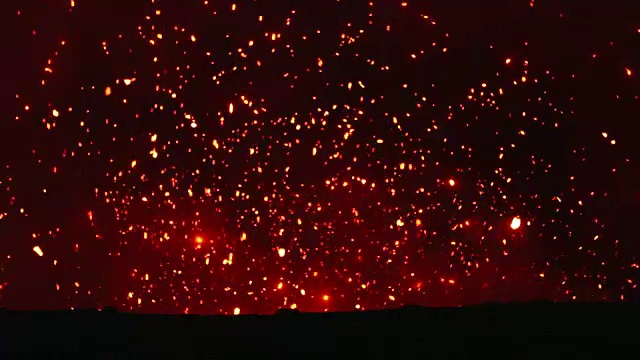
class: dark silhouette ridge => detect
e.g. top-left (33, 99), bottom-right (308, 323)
top-left (1, 302), bottom-right (639, 358)
top-left (275, 308), bottom-right (302, 316)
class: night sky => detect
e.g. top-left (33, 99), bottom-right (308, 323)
top-left (1, 0), bottom-right (639, 314)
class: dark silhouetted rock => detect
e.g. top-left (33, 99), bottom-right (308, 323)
top-left (275, 308), bottom-right (301, 316)
top-left (101, 306), bottom-right (118, 313)
top-left (2, 302), bottom-right (640, 358)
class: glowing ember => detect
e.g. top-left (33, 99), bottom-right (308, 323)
top-left (32, 246), bottom-right (44, 257)
top-left (510, 217), bottom-right (522, 230)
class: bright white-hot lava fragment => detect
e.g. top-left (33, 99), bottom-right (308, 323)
top-left (510, 217), bottom-right (522, 230)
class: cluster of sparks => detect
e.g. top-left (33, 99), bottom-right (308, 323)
top-left (1, 0), bottom-right (639, 314)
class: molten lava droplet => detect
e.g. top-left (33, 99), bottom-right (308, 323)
top-left (33, 246), bottom-right (44, 257)
top-left (510, 216), bottom-right (522, 230)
